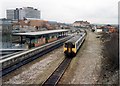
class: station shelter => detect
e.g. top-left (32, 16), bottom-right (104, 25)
top-left (12, 29), bottom-right (68, 48)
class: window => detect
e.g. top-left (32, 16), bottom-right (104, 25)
top-left (65, 43), bottom-right (68, 47)
top-left (72, 44), bottom-right (75, 48)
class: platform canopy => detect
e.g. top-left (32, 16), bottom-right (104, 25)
top-left (12, 29), bottom-right (68, 36)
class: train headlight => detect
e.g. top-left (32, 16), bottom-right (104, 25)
top-left (68, 48), bottom-right (71, 53)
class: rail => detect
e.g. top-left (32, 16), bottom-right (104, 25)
top-left (0, 36), bottom-right (73, 77)
top-left (42, 58), bottom-right (72, 86)
top-left (0, 36), bottom-right (72, 64)
top-left (1, 50), bottom-right (26, 59)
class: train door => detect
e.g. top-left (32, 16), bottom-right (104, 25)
top-left (67, 42), bottom-right (72, 53)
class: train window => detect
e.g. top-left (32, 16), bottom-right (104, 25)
top-left (76, 43), bottom-right (78, 48)
top-left (72, 44), bottom-right (75, 48)
top-left (65, 43), bottom-right (68, 47)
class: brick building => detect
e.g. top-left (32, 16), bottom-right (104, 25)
top-left (73, 21), bottom-right (90, 27)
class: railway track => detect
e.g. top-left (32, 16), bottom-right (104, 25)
top-left (42, 58), bottom-right (72, 86)
top-left (1, 43), bottom-right (63, 77)
top-left (1, 36), bottom-right (73, 77)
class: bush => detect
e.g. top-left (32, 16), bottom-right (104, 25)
top-left (101, 32), bottom-right (119, 70)
top-left (98, 32), bottom-right (119, 84)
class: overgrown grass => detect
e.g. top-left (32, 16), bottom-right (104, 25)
top-left (101, 32), bottom-right (118, 70)
top-left (98, 32), bottom-right (119, 84)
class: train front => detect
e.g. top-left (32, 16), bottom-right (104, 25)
top-left (63, 42), bottom-right (76, 57)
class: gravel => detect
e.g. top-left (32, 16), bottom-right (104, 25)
top-left (59, 30), bottom-right (103, 84)
top-left (2, 47), bottom-right (64, 84)
top-left (71, 31), bottom-right (102, 84)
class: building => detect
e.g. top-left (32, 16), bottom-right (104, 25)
top-left (6, 10), bottom-right (15, 20)
top-left (95, 27), bottom-right (103, 33)
top-left (95, 25), bottom-right (117, 33)
top-left (13, 19), bottom-right (48, 32)
top-left (104, 25), bottom-right (117, 33)
top-left (6, 7), bottom-right (40, 20)
top-left (0, 18), bottom-right (12, 48)
top-left (73, 21), bottom-right (90, 28)
top-left (0, 18), bottom-right (12, 34)
top-left (13, 19), bottom-right (63, 32)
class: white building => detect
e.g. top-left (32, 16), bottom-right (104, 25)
top-left (96, 28), bottom-right (102, 33)
top-left (6, 10), bottom-right (15, 19)
top-left (19, 7), bottom-right (40, 19)
top-left (6, 7), bottom-right (41, 20)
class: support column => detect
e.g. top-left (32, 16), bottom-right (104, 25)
top-left (20, 36), bottom-right (23, 44)
top-left (29, 38), bottom-right (32, 48)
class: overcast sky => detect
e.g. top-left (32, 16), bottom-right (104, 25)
top-left (0, 0), bottom-right (119, 24)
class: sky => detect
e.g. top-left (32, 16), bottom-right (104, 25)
top-left (0, 0), bottom-right (119, 24)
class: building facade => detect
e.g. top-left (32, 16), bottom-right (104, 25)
top-left (0, 18), bottom-right (12, 48)
top-left (6, 7), bottom-right (40, 20)
top-left (73, 21), bottom-right (90, 28)
top-left (6, 10), bottom-right (15, 20)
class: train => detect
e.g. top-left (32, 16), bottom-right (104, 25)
top-left (63, 32), bottom-right (86, 57)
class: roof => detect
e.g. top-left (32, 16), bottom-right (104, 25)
top-left (74, 21), bottom-right (90, 24)
top-left (66, 33), bottom-right (84, 43)
top-left (12, 29), bottom-right (68, 36)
